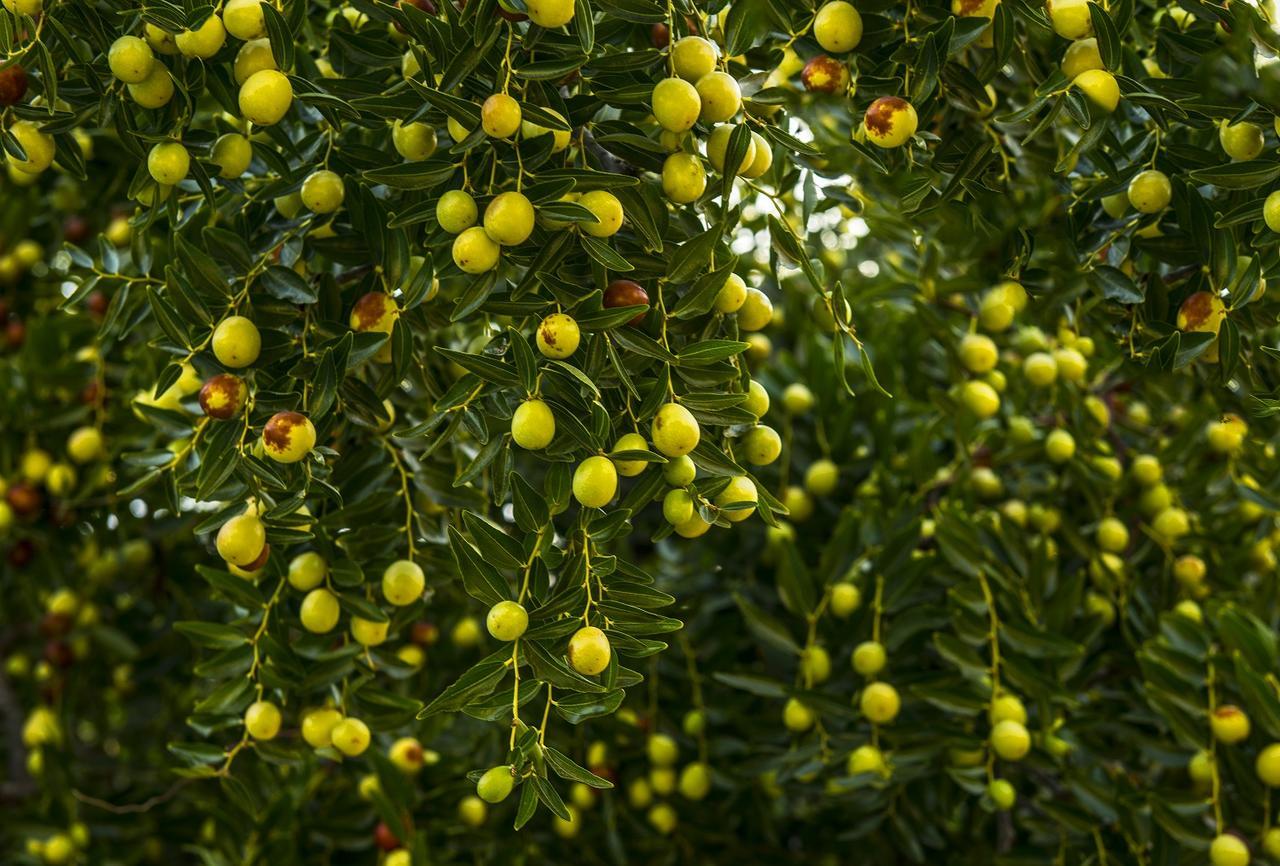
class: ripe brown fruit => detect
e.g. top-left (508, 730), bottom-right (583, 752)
top-left (801, 55), bottom-right (849, 94)
top-left (6, 319), bottom-right (26, 349)
top-left (0, 63), bottom-right (28, 107)
top-left (63, 215), bottom-right (90, 244)
top-left (603, 279), bottom-right (649, 326)
top-left (7, 481), bottom-right (42, 518)
top-left (650, 22), bottom-right (670, 48)
top-left (86, 291), bottom-right (109, 317)
top-left (374, 822), bottom-right (401, 851)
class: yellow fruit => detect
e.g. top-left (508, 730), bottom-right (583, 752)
top-left (648, 803), bottom-right (678, 834)
top-left (830, 583), bottom-right (860, 617)
top-left (382, 559), bottom-right (425, 606)
top-left (860, 682), bottom-right (901, 724)
top-left (1265, 190), bottom-right (1280, 233)
top-left (1209, 835), bottom-right (1250, 866)
top-left (477, 765), bottom-right (515, 802)
top-left (223, 0), bottom-right (267, 40)
top-left (741, 132), bottom-right (774, 178)
top-left (330, 717), bottom-right (371, 756)
top-left (453, 226), bottom-right (500, 273)
top-left (129, 63), bottom-right (175, 108)
top-left (1207, 414), bottom-right (1247, 454)
top-left (437, 189), bottom-right (478, 233)
top-left (216, 512), bottom-right (266, 566)
top-left (300, 588), bottom-right (341, 633)
top-left (481, 92), bottom-right (521, 138)
top-left (671, 36), bottom-right (717, 81)
top-left (988, 779), bottom-right (1016, 810)
top-left (814, 1), bottom-right (864, 52)
top-left (108, 35), bottom-right (155, 83)
top-left (486, 600), bottom-right (528, 641)
top-left (244, 700), bottom-right (282, 739)
top-left (573, 455), bottom-right (618, 508)
top-left (212, 133), bottom-right (253, 179)
top-left (458, 795), bottom-right (487, 827)
top-left (696, 71), bottom-right (742, 122)
top-left (144, 23), bottom-right (178, 54)
top-left (351, 616), bottom-right (389, 646)
top-left (847, 744), bottom-right (887, 776)
top-left (852, 640), bottom-right (886, 676)
top-left (1023, 351), bottom-right (1058, 386)
top-left (705, 123), bottom-right (756, 176)
top-left (661, 152), bottom-right (707, 203)
top-left (390, 737), bottom-right (427, 773)
top-left (674, 514), bottom-right (711, 538)
top-left (176, 13), bottom-right (225, 58)
top-left (961, 380), bottom-right (1000, 418)
top-left (1073, 69), bottom-right (1119, 113)
top-left (1212, 705), bottom-right (1251, 743)
top-left (66, 426), bottom-right (104, 463)
top-left (738, 288), bottom-right (774, 330)
top-left (805, 459), bottom-right (839, 495)
top-left (652, 403), bottom-right (700, 457)
top-left (863, 97), bottom-right (918, 148)
top-left (392, 120), bottom-right (438, 160)
top-left (8, 121), bottom-right (54, 174)
top-left (301, 169), bottom-right (345, 213)
top-left (679, 762), bottom-right (712, 800)
top-left (1096, 517), bottom-right (1129, 553)
top-left (611, 432), bottom-right (649, 477)
top-left (958, 333), bottom-right (998, 373)
top-left (715, 475), bottom-right (758, 522)
top-left (1045, 428), bottom-right (1075, 463)
top-left (1220, 120), bottom-right (1264, 161)
top-left (148, 141), bottom-right (190, 186)
top-left (740, 424), bottom-right (781, 465)
top-left (288, 551), bottom-right (327, 591)
top-left (579, 190), bottom-right (623, 237)
top-left (212, 315), bottom-right (261, 368)
top-left (512, 399), bottom-right (556, 449)
top-left (262, 411), bottom-right (316, 463)
top-left (663, 489), bottom-right (695, 525)
top-left (526, 0), bottom-right (574, 27)
top-left (1061, 37), bottom-right (1102, 79)
top-left (537, 312), bottom-right (581, 358)
top-left (239, 69), bottom-right (293, 125)
top-left (1127, 169), bottom-right (1171, 213)
top-left (567, 625), bottom-right (611, 675)
top-left (652, 77), bottom-right (701, 132)
top-left (483, 191), bottom-right (535, 245)
top-left (42, 835), bottom-right (74, 866)
top-left (783, 697), bottom-right (814, 731)
top-left (521, 108), bottom-right (572, 151)
top-left (990, 719), bottom-right (1031, 760)
top-left (1046, 0), bottom-right (1093, 38)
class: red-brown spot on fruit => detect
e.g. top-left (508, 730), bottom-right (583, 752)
top-left (650, 22), bottom-right (670, 48)
top-left (539, 322), bottom-right (558, 348)
top-left (603, 279), bottom-right (649, 326)
top-left (1177, 291), bottom-right (1219, 331)
top-left (242, 543), bottom-right (270, 572)
top-left (351, 292), bottom-right (394, 330)
top-left (263, 411), bottom-right (304, 451)
top-left (864, 96), bottom-right (907, 137)
top-left (199, 373), bottom-right (247, 420)
top-left (801, 55), bottom-right (849, 95)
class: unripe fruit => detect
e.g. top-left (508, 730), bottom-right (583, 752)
top-left (652, 78), bottom-right (701, 132)
top-left (674, 515), bottom-right (711, 538)
top-left (8, 121), bottom-right (54, 174)
top-left (679, 761), bottom-right (711, 800)
top-left (526, 0), bottom-right (574, 27)
top-left (1209, 834), bottom-right (1250, 866)
top-left (663, 489), bottom-right (696, 525)
top-left (805, 459), bottom-right (839, 496)
top-left (392, 120), bottom-right (437, 160)
top-left (477, 765), bottom-right (515, 802)
top-left (962, 380), bottom-right (1000, 418)
top-left (671, 36), bottom-right (717, 81)
top-left (234, 38), bottom-right (276, 84)
top-left (662, 152), bottom-right (706, 203)
top-left (1096, 517), bottom-right (1129, 553)
top-left (802, 55), bottom-right (849, 94)
top-left (109, 36), bottom-right (155, 83)
top-left (959, 333), bottom-right (998, 373)
top-left (288, 551), bottom-right (327, 591)
top-left (648, 803), bottom-right (678, 834)
top-left (852, 640), bottom-right (886, 676)
top-left (648, 732), bottom-right (678, 765)
top-left (351, 617), bottom-right (389, 646)
top-left (520, 108), bottom-right (572, 151)
top-left (301, 707), bottom-right (343, 748)
top-left (706, 123), bottom-right (756, 175)
top-left (696, 71), bottom-right (742, 122)
top-left (1131, 453), bottom-right (1162, 486)
top-left (1152, 506), bottom-right (1190, 542)
top-left (383, 559), bottom-right (425, 606)
top-left (453, 616), bottom-right (482, 647)
top-left (301, 588), bottom-right (340, 633)
top-left (486, 600), bottom-right (528, 641)
top-left (741, 378), bottom-right (769, 417)
top-left (1073, 69), bottom-right (1119, 113)
top-left (860, 682), bottom-right (901, 724)
top-left (223, 0), bottom-right (267, 39)
top-left (847, 744), bottom-right (887, 776)
top-left (1054, 347), bottom-right (1087, 382)
top-left (262, 411), bottom-right (316, 463)
top-left (579, 190), bottom-right (623, 237)
top-left (199, 374), bottom-right (248, 419)
top-left (212, 133), bottom-right (252, 179)
top-left (458, 795), bottom-right (487, 827)
top-left (783, 697), bottom-right (814, 732)
top-left (1207, 414), bottom-right (1247, 454)
top-left (129, 64), bottom-right (175, 108)
top-left (1220, 120), bottom-right (1264, 161)
top-left (567, 625), bottom-right (611, 675)
top-left (611, 432), bottom-right (649, 477)
top-left (814, 1), bottom-right (864, 52)
top-left (1045, 428), bottom-right (1075, 463)
top-left (1061, 38), bottom-right (1103, 80)
top-left (239, 69), bottom-right (293, 125)
top-left (1046, 0), bottom-right (1092, 38)
top-left (742, 131), bottom-right (774, 178)
top-left (176, 14), bottom-right (226, 58)
top-left (481, 93), bottom-right (521, 138)
top-left (1212, 705), bottom-right (1251, 744)
top-left (484, 191), bottom-right (535, 245)
top-left (740, 425), bottom-right (782, 465)
top-left (663, 454), bottom-right (697, 486)
top-left (990, 719), bottom-right (1031, 760)
top-left (1127, 169), bottom-right (1171, 213)
top-left (437, 189), bottom-right (478, 233)
top-left (715, 273), bottom-right (748, 314)
top-left (830, 583), bottom-right (860, 617)
top-left (244, 700), bottom-right (281, 739)
top-left (301, 169), bottom-right (344, 214)
top-left (330, 717), bottom-right (371, 756)
top-left (537, 312), bottom-right (581, 358)
top-left (512, 399), bottom-right (555, 449)
top-left (988, 779), bottom-right (1016, 810)
top-left (216, 512), bottom-right (266, 566)
top-left (573, 456), bottom-right (618, 508)
top-left (738, 288), bottom-right (773, 330)
top-left (1189, 748), bottom-right (1214, 784)
top-left (212, 316), bottom-right (261, 368)
top-left (652, 403), bottom-right (700, 457)
top-left (989, 694), bottom-right (1027, 725)
top-left (1174, 554), bottom-right (1206, 586)
top-left (715, 475), bottom-right (758, 522)
top-left (1023, 351), bottom-right (1058, 386)
top-left (1265, 190), bottom-right (1280, 233)
top-left (453, 226), bottom-right (500, 273)
top-left (863, 97), bottom-right (917, 148)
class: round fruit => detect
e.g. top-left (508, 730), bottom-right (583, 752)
top-left (1265, 190), bottom-right (1280, 233)
top-left (852, 640), bottom-right (886, 676)
top-left (477, 765), bottom-right (515, 802)
top-left (383, 559), bottom-right (425, 606)
top-left (783, 697), bottom-right (814, 732)
top-left (526, 0), bottom-right (574, 27)
top-left (512, 399), bottom-right (555, 449)
top-left (300, 587), bottom-right (341, 633)
top-left (199, 373), bottom-right (248, 419)
top-left (301, 707), bottom-right (343, 748)
top-left (715, 475), bottom-right (758, 522)
top-left (392, 120), bottom-right (437, 160)
top-left (351, 617), bottom-right (389, 646)
top-left (481, 93), bottom-right (521, 138)
top-left (537, 312), bottom-right (581, 358)
top-left (8, 121), bottom-right (54, 174)
top-left (1046, 0), bottom-right (1093, 38)
top-left (988, 779), bottom-right (1016, 810)
top-left (244, 700), bottom-right (282, 739)
top-left (239, 69), bottom-right (293, 125)
top-left (1023, 351), bottom-right (1058, 386)
top-left (1061, 38), bottom-right (1103, 80)
top-left (1177, 290), bottom-right (1226, 337)
top-left (234, 38), bottom-right (276, 84)
top-left (706, 123), bottom-right (756, 176)
top-left (108, 35), bottom-right (155, 83)
top-left (288, 551), bottom-right (327, 591)
top-left (815, 1), bottom-right (864, 52)
top-left (331, 717), bottom-right (371, 756)
top-left (212, 316), bottom-right (261, 368)
top-left (1045, 428), bottom-right (1075, 463)
top-left (959, 333), bottom-right (998, 373)
top-left (224, 0), bottom-right (267, 39)
top-left (679, 762), bottom-right (711, 800)
top-left (262, 411), bottom-right (316, 463)
top-left (696, 71), bottom-right (741, 123)
top-left (864, 97), bottom-right (918, 148)
top-left (175, 14), bottom-right (226, 59)
top-left (962, 380), bottom-right (1000, 418)
top-left (805, 459), bottom-right (839, 496)
top-left (671, 36), bottom-right (717, 81)
top-left (1209, 835), bottom-right (1250, 866)
top-left (1073, 69), bottom-right (1119, 113)
top-left (830, 583), bottom-right (860, 617)
top-left (801, 55), bottom-right (849, 94)
top-left (652, 403), bottom-right (700, 457)
top-left (652, 78), bottom-right (701, 133)
top-left (579, 190), bottom-right (623, 237)
top-left (129, 64), bottom-right (175, 108)
top-left (301, 169), bottom-right (344, 213)
top-left (216, 512), bottom-right (266, 566)
top-left (738, 288), bottom-right (774, 330)
top-left (486, 600), bottom-right (528, 641)
top-left (0, 63), bottom-right (28, 107)
top-left (860, 682), bottom-right (901, 724)
top-left (212, 133), bottom-right (253, 179)
top-left (573, 455), bottom-right (618, 508)
top-left (740, 425), bottom-right (782, 465)
top-left (611, 432), bottom-right (649, 476)
top-left (663, 489), bottom-right (695, 525)
top-left (452, 226), bottom-right (500, 273)
top-left (567, 625), bottom-right (611, 675)
top-left (1220, 120), bottom-right (1264, 161)
top-left (990, 719), bottom-right (1031, 760)
top-left (1127, 169), bottom-right (1171, 214)
top-left (663, 454), bottom-right (697, 486)
top-left (437, 189), bottom-right (478, 233)
top-left (1212, 705), bottom-right (1251, 744)
top-left (603, 279), bottom-right (649, 325)
top-left (458, 795), bottom-right (487, 826)
top-left (742, 132), bottom-right (774, 178)
top-left (847, 744), bottom-right (886, 776)
top-left (483, 191), bottom-right (535, 245)
top-left (662, 152), bottom-right (707, 203)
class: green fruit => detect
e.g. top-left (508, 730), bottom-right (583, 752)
top-left (611, 432), bottom-right (649, 477)
top-left (740, 425), bottom-right (781, 465)
top-left (485, 600), bottom-right (528, 641)
top-left (830, 583), bottom-right (860, 617)
top-left (852, 640), bottom-right (886, 676)
top-left (567, 625), bottom-right (611, 675)
top-left (988, 779), bottom-right (1016, 810)
top-left (212, 316), bottom-right (261, 368)
top-left (695, 71), bottom-right (742, 122)
top-left (382, 559), bottom-right (425, 606)
top-left (671, 36), bottom-right (717, 81)
top-left (537, 313), bottom-right (581, 359)
top-left (990, 719), bottom-right (1031, 760)
top-left (175, 13), bottom-right (225, 58)
top-left (783, 697), bottom-right (814, 732)
top-left (301, 169), bottom-right (344, 213)
top-left (815, 1), bottom-right (863, 52)
top-left (223, 0), bottom-right (267, 39)
top-left (679, 762), bottom-right (712, 800)
top-left (212, 133), bottom-right (253, 179)
top-left (573, 455), bottom-right (618, 508)
top-left (860, 682), bottom-right (901, 724)
top-left (452, 226), bottom-right (500, 273)
top-left (652, 78), bottom-right (701, 133)
top-left (662, 152), bottom-right (706, 203)
top-left (651, 403), bottom-right (700, 457)
top-left (484, 191), bottom-right (536, 246)
top-left (511, 399), bottom-right (555, 449)
top-left (741, 379), bottom-right (769, 417)
top-left (715, 475), bottom-right (758, 522)
top-left (1209, 834), bottom-right (1250, 866)
top-left (437, 189), bottom-right (478, 233)
top-left (805, 459), bottom-right (838, 496)
top-left (392, 120), bottom-right (437, 160)
top-left (476, 765), bottom-right (515, 802)
top-left (663, 455), bottom-right (697, 486)
top-left (239, 69), bottom-right (293, 125)
top-left (1128, 169), bottom-right (1172, 214)
top-left (108, 35), bottom-right (155, 83)
top-left (300, 587), bottom-right (341, 633)
top-left (330, 717), bottom-right (371, 756)
top-left (244, 700), bottom-right (282, 739)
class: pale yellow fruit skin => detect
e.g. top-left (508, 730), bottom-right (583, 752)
top-left (301, 588), bottom-right (341, 633)
top-left (652, 78), bottom-right (701, 133)
top-left (715, 475), bottom-right (758, 522)
top-left (717, 274), bottom-right (748, 314)
top-left (864, 97), bottom-right (918, 148)
top-left (239, 69), bottom-right (293, 125)
top-left (815, 1), bottom-right (864, 53)
top-left (738, 288), bottom-right (774, 331)
top-left (579, 190), bottom-right (623, 238)
top-left (382, 559), bottom-right (425, 606)
top-left (1210, 835), bottom-right (1250, 866)
top-left (741, 425), bottom-right (781, 465)
top-left (537, 313), bottom-right (581, 359)
top-left (860, 682), bottom-right (901, 724)
top-left (452, 226), bottom-right (500, 274)
top-left (351, 616), bottom-right (389, 646)
top-left (216, 512), bottom-right (266, 566)
top-left (741, 132), bottom-right (774, 179)
top-left (301, 169), bottom-right (344, 213)
top-left (651, 403), bottom-right (700, 457)
top-left (330, 717), bottom-right (371, 756)
top-left (481, 93), bottom-right (522, 138)
top-left (223, 0), bottom-right (267, 41)
top-left (573, 456), bottom-right (618, 508)
top-left (288, 551), bottom-right (327, 591)
top-left (148, 142), bottom-right (190, 186)
top-left (128, 64), bottom-right (175, 108)
top-left (662, 152), bottom-right (706, 204)
top-left (1073, 69), bottom-right (1119, 113)
top-left (1046, 0), bottom-right (1093, 39)
top-left (483, 191), bottom-right (535, 245)
top-left (301, 707), bottom-right (343, 748)
top-left (567, 625), bottom-right (611, 675)
top-left (175, 14), bottom-right (226, 59)
top-left (511, 399), bottom-right (555, 449)
top-left (1265, 190), bottom-right (1280, 233)
top-left (392, 120), bottom-right (437, 161)
top-left (8, 121), bottom-right (55, 174)
top-left (672, 36), bottom-right (717, 81)
top-left (263, 412), bottom-right (316, 463)
top-left (235, 39), bottom-right (277, 85)
top-left (486, 600), bottom-right (528, 641)
top-left (527, 0), bottom-right (575, 28)
top-left (695, 71), bottom-right (742, 123)
top-left (611, 432), bottom-right (649, 477)
top-left (990, 719), bottom-right (1031, 760)
top-left (212, 133), bottom-right (253, 179)
top-left (705, 124), bottom-right (756, 176)
top-left (244, 700), bottom-right (282, 739)
top-left (1061, 38), bottom-right (1103, 81)
top-left (1128, 169), bottom-right (1171, 213)
top-left (109, 36), bottom-right (155, 84)
top-left (437, 190), bottom-right (478, 233)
